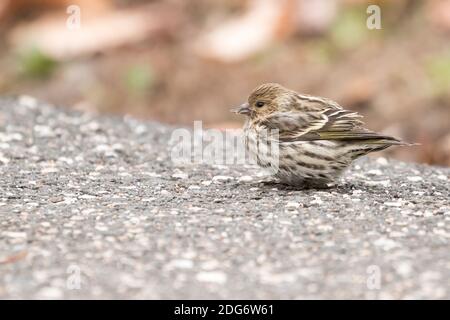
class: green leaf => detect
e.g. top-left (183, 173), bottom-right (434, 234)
top-left (124, 64), bottom-right (155, 95)
top-left (425, 52), bottom-right (450, 96)
top-left (18, 48), bottom-right (57, 78)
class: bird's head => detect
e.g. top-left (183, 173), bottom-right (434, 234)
top-left (231, 83), bottom-right (293, 119)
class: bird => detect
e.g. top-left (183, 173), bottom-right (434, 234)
top-left (231, 83), bottom-right (413, 188)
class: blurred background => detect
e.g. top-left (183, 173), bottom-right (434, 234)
top-left (0, 0), bottom-right (449, 165)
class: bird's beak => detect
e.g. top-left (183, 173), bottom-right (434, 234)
top-left (230, 102), bottom-right (251, 115)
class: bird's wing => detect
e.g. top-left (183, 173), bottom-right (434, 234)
top-left (261, 106), bottom-right (403, 145)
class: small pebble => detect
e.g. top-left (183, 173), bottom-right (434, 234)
top-left (310, 197), bottom-right (323, 205)
top-left (172, 171), bottom-right (188, 179)
top-left (0, 153), bottom-right (9, 164)
top-left (285, 202), bottom-right (300, 209)
top-left (374, 237), bottom-right (400, 250)
top-left (212, 175), bottom-right (234, 182)
top-left (37, 287), bottom-right (63, 299)
top-left (168, 259), bottom-right (194, 269)
top-left (238, 175), bottom-right (253, 182)
top-left (385, 201), bottom-right (403, 207)
top-left (367, 169), bottom-right (382, 176)
top-left (18, 95), bottom-right (38, 108)
top-left (196, 271), bottom-right (227, 284)
top-left (376, 157), bottom-right (388, 166)
top-left (3, 231), bottom-right (27, 238)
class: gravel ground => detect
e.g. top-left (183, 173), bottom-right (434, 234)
top-left (0, 96), bottom-right (449, 299)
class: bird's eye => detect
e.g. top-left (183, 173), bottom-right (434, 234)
top-left (255, 101), bottom-right (265, 108)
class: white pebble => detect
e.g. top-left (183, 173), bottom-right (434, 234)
top-left (172, 172), bottom-right (188, 179)
top-left (374, 237), bottom-right (400, 250)
top-left (189, 207), bottom-right (204, 212)
top-left (19, 95), bottom-right (38, 108)
top-left (212, 164), bottom-right (229, 170)
top-left (78, 194), bottom-right (96, 199)
top-left (407, 176), bottom-right (423, 182)
top-left (34, 125), bottom-right (55, 138)
top-left (196, 271), bottom-right (227, 284)
top-left (169, 259), bottom-right (194, 269)
top-left (0, 153), bottom-right (9, 164)
top-left (395, 262), bottom-right (413, 276)
top-left (95, 225), bottom-right (108, 232)
top-left (134, 125), bottom-right (147, 135)
top-left (318, 224), bottom-right (333, 232)
top-left (212, 175), bottom-right (234, 182)
top-left (424, 211), bottom-right (434, 217)
top-left (37, 287), bottom-right (63, 299)
top-left (238, 175), bottom-right (253, 182)
top-left (119, 186), bottom-right (136, 190)
top-left (367, 169), bottom-right (382, 176)
top-left (58, 157), bottom-right (74, 165)
top-left (95, 144), bottom-right (113, 153)
top-left (3, 231), bottom-right (27, 238)
top-left (364, 180), bottom-right (390, 187)
top-left (41, 167), bottom-right (59, 174)
top-left (285, 201), bottom-right (300, 209)
top-left (385, 201), bottom-right (403, 207)
top-left (433, 228), bottom-right (448, 237)
top-left (376, 157), bottom-right (388, 165)
top-left (80, 121), bottom-right (100, 132)
top-left (0, 132), bottom-right (23, 142)
top-left (143, 172), bottom-right (162, 178)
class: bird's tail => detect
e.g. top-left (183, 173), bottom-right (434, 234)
top-left (364, 137), bottom-right (419, 147)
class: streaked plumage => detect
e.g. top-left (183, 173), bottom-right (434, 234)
top-left (232, 83), bottom-right (411, 187)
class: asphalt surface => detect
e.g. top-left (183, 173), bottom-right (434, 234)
top-left (0, 96), bottom-right (449, 299)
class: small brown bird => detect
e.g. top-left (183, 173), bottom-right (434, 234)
top-left (232, 83), bottom-right (412, 187)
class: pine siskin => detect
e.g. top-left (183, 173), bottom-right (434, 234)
top-left (232, 83), bottom-right (413, 187)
